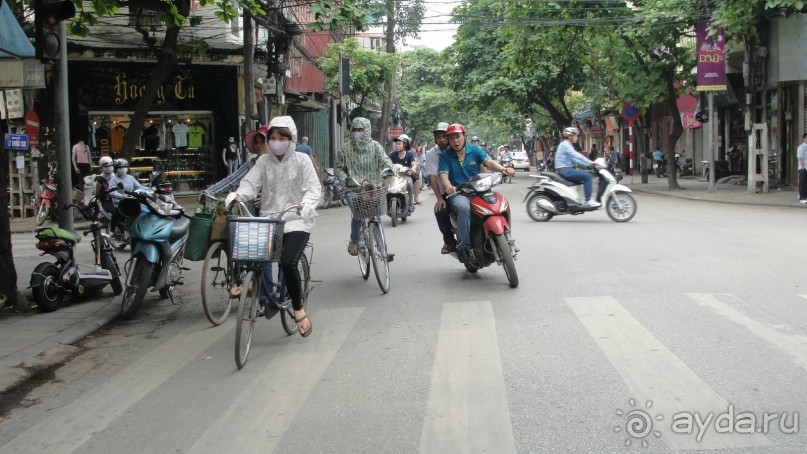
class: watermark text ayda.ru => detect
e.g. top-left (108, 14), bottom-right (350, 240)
top-left (672, 405), bottom-right (799, 442)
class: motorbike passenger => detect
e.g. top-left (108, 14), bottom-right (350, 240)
top-left (424, 122), bottom-right (456, 254)
top-left (204, 125), bottom-right (269, 198)
top-left (336, 117), bottom-right (397, 259)
top-left (225, 116), bottom-right (320, 337)
top-left (499, 146), bottom-right (513, 162)
top-left (389, 133), bottom-right (421, 208)
top-left (439, 123), bottom-right (514, 264)
top-left (652, 147), bottom-right (665, 172)
top-left (109, 158), bottom-right (146, 238)
top-left (94, 156), bottom-right (116, 216)
top-left (554, 127), bottom-right (601, 208)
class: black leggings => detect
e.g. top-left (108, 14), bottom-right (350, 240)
top-left (280, 231), bottom-right (310, 311)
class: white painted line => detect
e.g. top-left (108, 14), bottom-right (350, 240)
top-left (419, 301), bottom-right (516, 454)
top-left (187, 307), bottom-right (364, 454)
top-left (567, 296), bottom-right (771, 451)
top-left (688, 293), bottom-right (807, 371)
top-left (2, 318), bottom-right (234, 454)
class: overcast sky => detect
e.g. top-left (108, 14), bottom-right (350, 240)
top-left (401, 0), bottom-right (461, 51)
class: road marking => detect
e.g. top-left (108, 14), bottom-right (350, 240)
top-left (1, 318), bottom-right (234, 454)
top-left (419, 301), bottom-right (516, 454)
top-left (688, 293), bottom-right (807, 371)
top-left (186, 307), bottom-right (363, 454)
top-left (567, 296), bottom-right (770, 450)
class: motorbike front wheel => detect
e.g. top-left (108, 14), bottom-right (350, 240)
top-left (322, 187), bottom-right (333, 209)
top-left (525, 194), bottom-right (555, 222)
top-left (31, 263), bottom-right (63, 312)
top-left (606, 192), bottom-right (637, 222)
top-left (120, 256), bottom-right (154, 319)
top-left (494, 234), bottom-right (519, 288)
top-left (36, 205), bottom-right (49, 226)
top-left (389, 199), bottom-right (399, 227)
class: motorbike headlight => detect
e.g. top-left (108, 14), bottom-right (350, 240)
top-left (470, 175), bottom-right (493, 192)
top-left (145, 196), bottom-right (174, 216)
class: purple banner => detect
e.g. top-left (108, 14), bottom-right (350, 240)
top-left (696, 20), bottom-right (726, 91)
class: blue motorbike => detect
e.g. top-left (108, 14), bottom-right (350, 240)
top-left (117, 186), bottom-right (190, 319)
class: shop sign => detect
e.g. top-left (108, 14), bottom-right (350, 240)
top-left (695, 20), bottom-right (726, 91)
top-left (114, 72), bottom-right (196, 106)
top-left (24, 111), bottom-right (40, 147)
top-left (388, 126), bottom-right (403, 139)
top-left (590, 126), bottom-right (604, 137)
top-left (4, 133), bottom-right (29, 151)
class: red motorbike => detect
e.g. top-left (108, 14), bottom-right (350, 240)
top-left (447, 172), bottom-right (519, 287)
top-left (36, 177), bottom-right (58, 226)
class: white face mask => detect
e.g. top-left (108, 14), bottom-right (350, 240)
top-left (352, 132), bottom-right (364, 142)
top-left (116, 168), bottom-right (128, 176)
top-left (102, 166), bottom-right (114, 175)
top-left (268, 140), bottom-right (290, 156)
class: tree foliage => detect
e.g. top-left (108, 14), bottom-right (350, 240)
top-left (320, 37), bottom-right (400, 109)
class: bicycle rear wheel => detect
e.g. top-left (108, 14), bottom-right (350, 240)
top-left (281, 253), bottom-right (311, 335)
top-left (368, 222), bottom-right (390, 294)
top-left (357, 224), bottom-right (371, 280)
top-left (201, 241), bottom-right (233, 326)
top-left (235, 270), bottom-right (259, 369)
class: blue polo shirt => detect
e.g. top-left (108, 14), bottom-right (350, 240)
top-left (438, 144), bottom-right (490, 187)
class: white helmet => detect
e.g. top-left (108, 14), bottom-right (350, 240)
top-left (99, 156), bottom-right (113, 167)
top-left (562, 127), bottom-right (580, 138)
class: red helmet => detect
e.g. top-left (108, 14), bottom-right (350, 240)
top-left (446, 123), bottom-right (466, 136)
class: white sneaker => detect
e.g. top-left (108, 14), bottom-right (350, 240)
top-left (800, 199), bottom-right (807, 204)
top-left (584, 200), bottom-right (602, 208)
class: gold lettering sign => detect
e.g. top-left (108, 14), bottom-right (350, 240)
top-left (114, 72), bottom-right (194, 105)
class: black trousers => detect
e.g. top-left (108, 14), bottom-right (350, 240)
top-left (435, 194), bottom-right (455, 247)
top-left (799, 168), bottom-right (807, 200)
top-left (280, 231), bottom-right (310, 311)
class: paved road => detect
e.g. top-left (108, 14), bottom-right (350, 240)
top-left (1, 174), bottom-right (805, 453)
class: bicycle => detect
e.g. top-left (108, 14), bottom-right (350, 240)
top-left (200, 194), bottom-right (238, 326)
top-left (230, 203), bottom-right (313, 369)
top-left (345, 184), bottom-right (391, 294)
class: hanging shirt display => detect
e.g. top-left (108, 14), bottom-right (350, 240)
top-left (110, 124), bottom-right (126, 153)
top-left (143, 123), bottom-right (161, 152)
top-left (188, 123), bottom-right (205, 148)
top-left (172, 122), bottom-right (189, 148)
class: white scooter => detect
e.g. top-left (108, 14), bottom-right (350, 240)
top-left (523, 158), bottom-right (637, 222)
top-left (381, 163), bottom-right (414, 227)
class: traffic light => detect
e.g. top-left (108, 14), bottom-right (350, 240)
top-left (34, 0), bottom-right (76, 61)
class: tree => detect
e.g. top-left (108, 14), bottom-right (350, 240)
top-left (396, 48), bottom-right (456, 144)
top-left (67, 0), bottom-right (370, 160)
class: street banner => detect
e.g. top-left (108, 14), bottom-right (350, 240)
top-left (696, 20), bottom-right (726, 91)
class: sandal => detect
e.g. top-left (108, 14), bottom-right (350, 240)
top-left (347, 241), bottom-right (358, 256)
top-left (441, 244), bottom-right (456, 255)
top-left (295, 315), bottom-right (313, 338)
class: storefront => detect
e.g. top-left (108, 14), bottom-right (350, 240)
top-left (67, 61), bottom-right (240, 192)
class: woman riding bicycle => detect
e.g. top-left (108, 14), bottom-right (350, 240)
top-left (225, 116), bottom-right (320, 337)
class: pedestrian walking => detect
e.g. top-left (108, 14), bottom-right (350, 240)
top-left (797, 133), bottom-right (807, 203)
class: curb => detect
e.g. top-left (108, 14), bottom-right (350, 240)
top-left (628, 185), bottom-right (802, 209)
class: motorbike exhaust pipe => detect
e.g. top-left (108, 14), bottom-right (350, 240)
top-left (536, 198), bottom-right (558, 213)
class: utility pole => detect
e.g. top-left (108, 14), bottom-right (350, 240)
top-left (378, 0), bottom-right (396, 144)
top-left (243, 12), bottom-right (255, 136)
top-left (56, 21), bottom-right (73, 230)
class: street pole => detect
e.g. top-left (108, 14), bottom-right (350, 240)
top-left (629, 120), bottom-right (634, 185)
top-left (707, 91), bottom-right (715, 193)
top-left (55, 22), bottom-right (73, 230)
top-left (243, 13), bottom-right (254, 134)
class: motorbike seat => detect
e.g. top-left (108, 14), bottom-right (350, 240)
top-left (540, 172), bottom-right (583, 187)
top-left (169, 216), bottom-right (190, 243)
top-left (35, 227), bottom-right (81, 245)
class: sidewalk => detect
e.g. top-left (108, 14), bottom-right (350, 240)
top-left (0, 177), bottom-right (800, 395)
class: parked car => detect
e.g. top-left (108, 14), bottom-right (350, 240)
top-left (511, 151), bottom-right (530, 171)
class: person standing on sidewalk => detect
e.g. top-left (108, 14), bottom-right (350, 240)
top-left (798, 133), bottom-right (807, 203)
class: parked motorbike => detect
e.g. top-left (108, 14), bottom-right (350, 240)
top-left (524, 158), bottom-right (637, 223)
top-left (35, 177), bottom-right (58, 226)
top-left (499, 157), bottom-right (515, 184)
top-left (382, 164), bottom-right (413, 227)
top-left (30, 199), bottom-right (123, 312)
top-left (321, 167), bottom-right (344, 209)
top-left (117, 185), bottom-right (190, 319)
top-left (653, 158), bottom-right (667, 178)
top-left (446, 172), bottom-right (519, 288)
top-left (675, 153), bottom-right (694, 176)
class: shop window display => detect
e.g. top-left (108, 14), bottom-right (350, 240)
top-left (87, 112), bottom-right (214, 192)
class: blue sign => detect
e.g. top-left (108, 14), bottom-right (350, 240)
top-left (4, 133), bottom-right (29, 151)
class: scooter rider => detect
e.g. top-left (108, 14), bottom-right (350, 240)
top-left (554, 127), bottom-right (601, 208)
top-left (94, 156), bottom-right (115, 215)
top-left (389, 133), bottom-right (421, 207)
top-left (424, 122), bottom-right (456, 254)
top-left (109, 158), bottom-right (146, 237)
top-left (439, 123), bottom-right (515, 264)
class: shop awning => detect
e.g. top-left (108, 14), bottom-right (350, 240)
top-left (574, 109), bottom-right (593, 120)
top-left (0, 1), bottom-right (35, 58)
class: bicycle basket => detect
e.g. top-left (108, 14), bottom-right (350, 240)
top-left (227, 216), bottom-right (285, 262)
top-left (346, 187), bottom-right (388, 219)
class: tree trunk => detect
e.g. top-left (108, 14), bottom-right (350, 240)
top-left (664, 73), bottom-right (684, 190)
top-left (119, 2), bottom-right (189, 160)
top-left (0, 136), bottom-right (23, 311)
top-left (377, 0), bottom-right (396, 144)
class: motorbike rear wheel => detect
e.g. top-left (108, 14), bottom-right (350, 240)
top-left (606, 191), bottom-right (637, 222)
top-left (525, 194), bottom-right (555, 222)
top-left (494, 233), bottom-right (519, 288)
top-left (36, 205), bottom-right (49, 226)
top-left (120, 256), bottom-right (153, 319)
top-left (31, 263), bottom-right (63, 312)
top-left (390, 199), bottom-right (399, 227)
top-left (322, 187), bottom-right (333, 209)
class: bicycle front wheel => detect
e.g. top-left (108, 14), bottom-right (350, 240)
top-left (281, 253), bottom-right (310, 335)
top-left (368, 222), bottom-right (390, 294)
top-left (235, 270), bottom-right (259, 369)
top-left (201, 241), bottom-right (233, 326)
top-left (357, 223), bottom-right (371, 280)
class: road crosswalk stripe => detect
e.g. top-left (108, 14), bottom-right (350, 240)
top-left (567, 296), bottom-right (771, 450)
top-left (186, 307), bottom-right (364, 454)
top-left (1, 318), bottom-right (234, 454)
top-left (687, 293), bottom-right (807, 372)
top-left (419, 301), bottom-right (516, 454)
